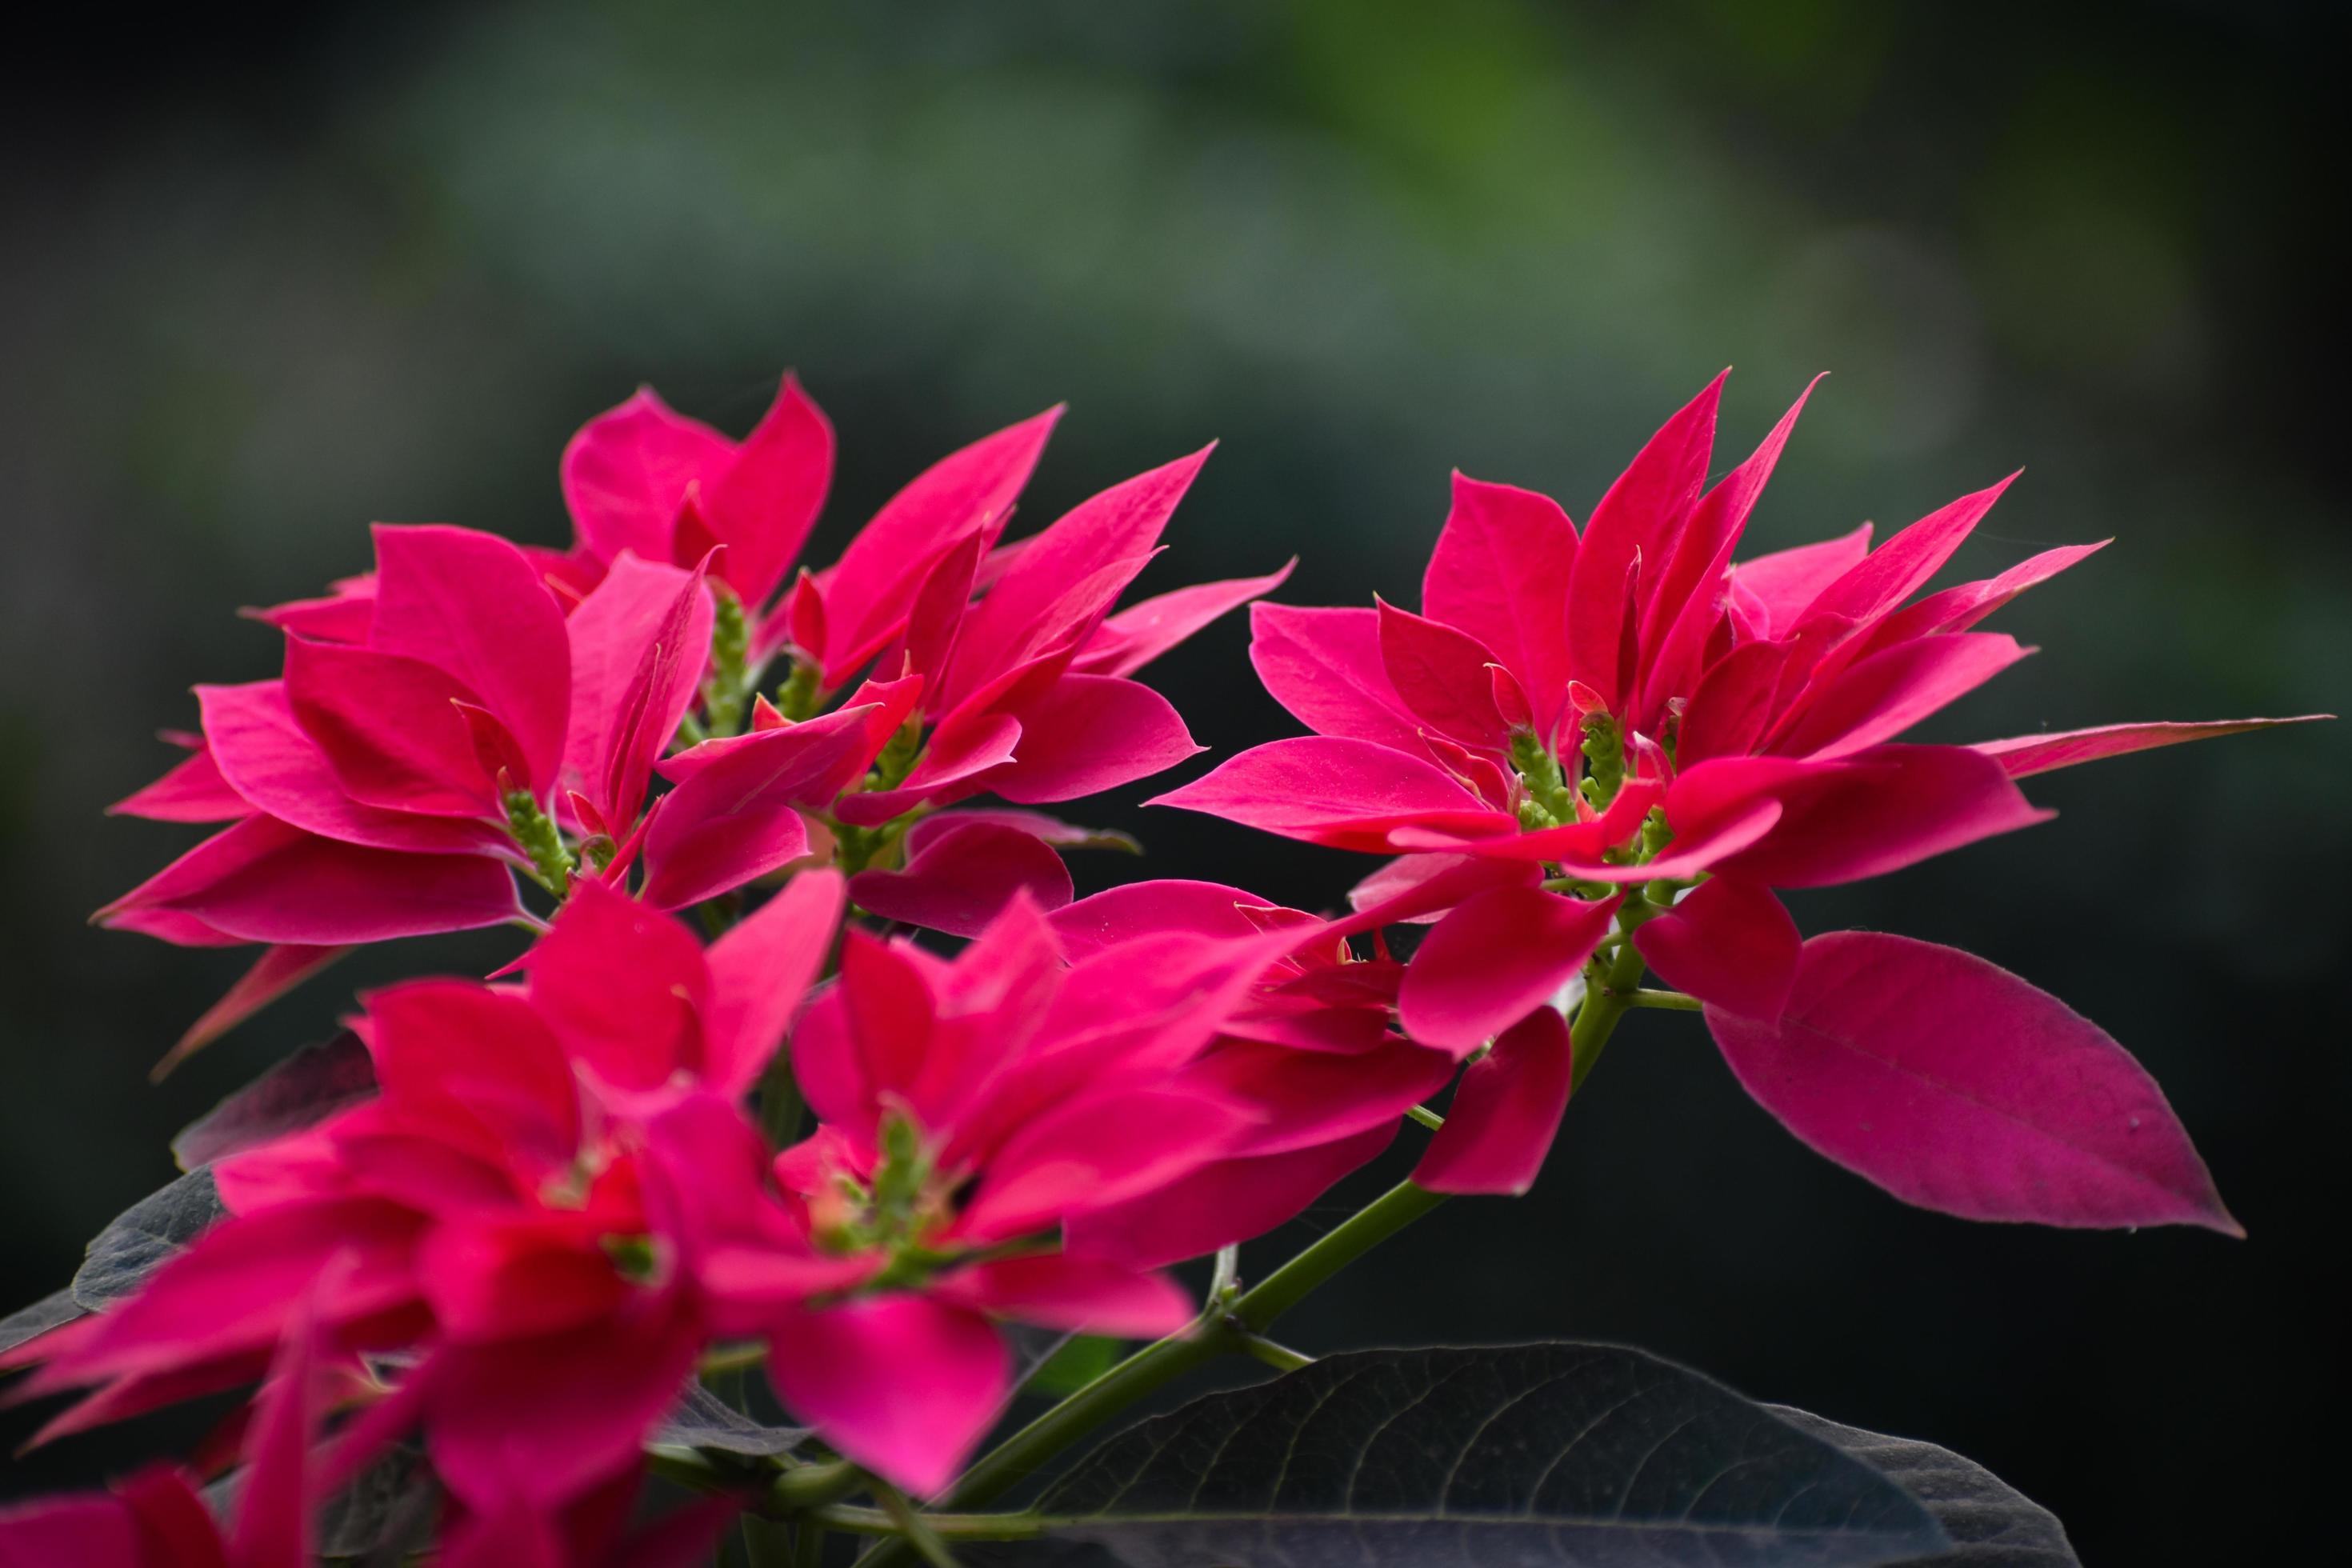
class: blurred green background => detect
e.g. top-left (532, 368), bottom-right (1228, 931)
top-left (3, 2), bottom-right (2344, 1561)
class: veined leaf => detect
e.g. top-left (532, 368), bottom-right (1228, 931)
top-left (71, 1167), bottom-right (226, 1310)
top-left (985, 1343), bottom-right (1952, 1566)
top-left (0, 1288), bottom-right (83, 1356)
top-left (653, 1381), bottom-right (813, 1458)
top-left (1768, 1408), bottom-right (2079, 1566)
top-left (173, 1030), bottom-right (376, 1171)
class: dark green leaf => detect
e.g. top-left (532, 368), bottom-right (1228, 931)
top-left (1025, 1335), bottom-right (1124, 1398)
top-left (1766, 1409), bottom-right (2079, 1567)
top-left (173, 1031), bottom-right (376, 1172)
top-left (1006, 1323), bottom-right (1078, 1390)
top-left (991, 1343), bottom-right (1951, 1566)
top-left (0, 1287), bottom-right (85, 1355)
top-left (72, 1168), bottom-right (226, 1309)
top-left (654, 1381), bottom-right (813, 1457)
top-left (208, 1442), bottom-right (438, 1566)
top-left (318, 1442), bottom-right (439, 1566)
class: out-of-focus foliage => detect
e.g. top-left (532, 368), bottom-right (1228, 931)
top-left (2, 3), bottom-right (2342, 1562)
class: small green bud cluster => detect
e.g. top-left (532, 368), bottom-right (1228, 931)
top-left (503, 787), bottom-right (574, 896)
top-left (701, 586), bottom-right (756, 737)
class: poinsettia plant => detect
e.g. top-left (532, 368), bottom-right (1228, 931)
top-left (1, 370), bottom-right (2322, 1566)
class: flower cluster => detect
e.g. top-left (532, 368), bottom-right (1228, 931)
top-left (1158, 373), bottom-right (2314, 1198)
top-left (3, 371), bottom-right (2318, 1561)
top-left (103, 379), bottom-right (1288, 1061)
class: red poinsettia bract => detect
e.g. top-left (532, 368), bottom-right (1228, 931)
top-left (103, 378), bottom-right (1288, 1060)
top-left (1154, 374), bottom-right (2320, 1221)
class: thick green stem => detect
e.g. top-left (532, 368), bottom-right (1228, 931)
top-left (900, 1171), bottom-right (1448, 1536)
top-left (926, 1314), bottom-right (1231, 1516)
top-left (1570, 894), bottom-right (1657, 1093)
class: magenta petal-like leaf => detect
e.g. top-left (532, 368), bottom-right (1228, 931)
top-left (110, 739), bottom-right (253, 823)
top-left (1073, 559), bottom-right (1296, 678)
top-left (1397, 887), bottom-right (1618, 1055)
top-left (1727, 522), bottom-right (1872, 641)
top-left (1770, 632), bottom-right (2033, 760)
top-left (1631, 877), bottom-right (1798, 1021)
top-left (765, 1296), bottom-right (1008, 1498)
top-left (198, 682), bottom-right (505, 855)
top-left (1973, 714), bottom-right (2331, 778)
top-left (366, 525), bottom-right (571, 794)
top-left (561, 386), bottom-right (734, 567)
top-left (1414, 1005), bottom-right (1574, 1195)
top-left (700, 869), bottom-right (846, 1098)
top-left (1247, 602), bottom-right (1427, 752)
top-left (1375, 597), bottom-right (1512, 750)
top-left (1567, 375), bottom-right (1723, 706)
top-left (1421, 472), bottom-right (1578, 733)
top-left (1064, 1123), bottom-right (1398, 1270)
top-left (562, 555), bottom-right (713, 831)
top-left (1147, 737), bottom-right (1511, 853)
top-left (944, 447), bottom-right (1210, 706)
top-left (1795, 476), bottom-right (2013, 632)
top-left (641, 712), bottom-right (878, 908)
top-left (933, 1255), bottom-right (1193, 1339)
top-left (985, 674), bottom-right (1202, 804)
top-left (820, 406), bottom-right (1062, 685)
top-left (1691, 744), bottom-right (2050, 888)
top-left (1706, 931), bottom-right (2239, 1234)
top-left (100, 818), bottom-right (522, 946)
top-left (850, 819), bottom-right (1074, 938)
top-left (283, 638), bottom-right (501, 818)
top-left (699, 373), bottom-right (834, 608)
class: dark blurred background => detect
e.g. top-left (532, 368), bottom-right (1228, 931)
top-left (3, 2), bottom-right (2345, 1560)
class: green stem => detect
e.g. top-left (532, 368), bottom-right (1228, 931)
top-left (650, 1451), bottom-right (868, 1517)
top-left (876, 1483), bottom-right (964, 1566)
top-left (700, 1340), bottom-right (767, 1378)
top-left (1237, 1332), bottom-right (1315, 1372)
top-left (743, 1516), bottom-right (797, 1567)
top-left (1621, 988), bottom-right (1701, 1011)
top-left (768, 1459), bottom-right (866, 1516)
top-left (1570, 894), bottom-right (1657, 1093)
top-left (816, 1506), bottom-right (1043, 1542)
top-left (926, 1314), bottom-right (1232, 1516)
